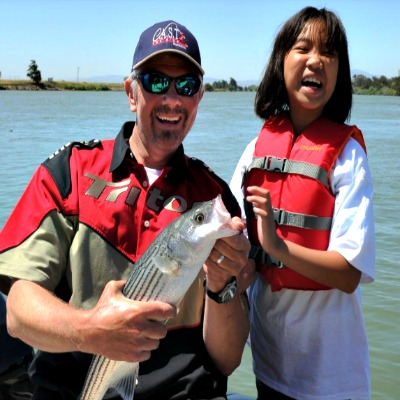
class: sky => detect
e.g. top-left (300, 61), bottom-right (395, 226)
top-left (1, 0), bottom-right (400, 84)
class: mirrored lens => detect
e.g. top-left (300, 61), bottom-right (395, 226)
top-left (137, 73), bottom-right (201, 97)
top-left (145, 74), bottom-right (170, 93)
top-left (175, 77), bottom-right (199, 96)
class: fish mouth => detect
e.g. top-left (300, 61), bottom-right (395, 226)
top-left (214, 195), bottom-right (238, 235)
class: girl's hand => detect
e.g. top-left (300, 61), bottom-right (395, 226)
top-left (246, 186), bottom-right (282, 254)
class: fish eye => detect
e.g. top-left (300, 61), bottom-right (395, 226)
top-left (194, 212), bottom-right (205, 223)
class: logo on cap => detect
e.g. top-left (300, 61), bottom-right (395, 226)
top-left (153, 22), bottom-right (188, 50)
top-left (132, 20), bottom-right (204, 75)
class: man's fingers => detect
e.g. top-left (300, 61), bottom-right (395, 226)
top-left (139, 301), bottom-right (177, 322)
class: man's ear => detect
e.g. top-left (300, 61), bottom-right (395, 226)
top-left (125, 79), bottom-right (137, 112)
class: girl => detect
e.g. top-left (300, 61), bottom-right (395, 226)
top-left (230, 7), bottom-right (375, 400)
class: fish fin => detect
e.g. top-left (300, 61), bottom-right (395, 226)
top-left (153, 255), bottom-right (181, 276)
top-left (112, 362), bottom-right (139, 400)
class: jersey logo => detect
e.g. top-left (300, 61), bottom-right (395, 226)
top-left (84, 173), bottom-right (190, 213)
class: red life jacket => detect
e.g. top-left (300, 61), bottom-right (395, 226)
top-left (243, 114), bottom-right (366, 291)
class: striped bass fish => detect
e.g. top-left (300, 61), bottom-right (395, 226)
top-left (79, 194), bottom-right (238, 400)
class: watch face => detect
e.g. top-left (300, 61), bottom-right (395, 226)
top-left (220, 280), bottom-right (237, 303)
top-left (206, 276), bottom-right (237, 304)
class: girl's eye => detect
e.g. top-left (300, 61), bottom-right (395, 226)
top-left (292, 40), bottom-right (311, 51)
top-left (292, 42), bottom-right (310, 53)
top-left (325, 49), bottom-right (338, 57)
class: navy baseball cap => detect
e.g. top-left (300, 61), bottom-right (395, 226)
top-left (132, 20), bottom-right (204, 75)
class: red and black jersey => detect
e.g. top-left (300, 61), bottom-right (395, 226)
top-left (0, 121), bottom-right (240, 399)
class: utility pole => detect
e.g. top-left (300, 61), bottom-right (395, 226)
top-left (77, 66), bottom-right (80, 82)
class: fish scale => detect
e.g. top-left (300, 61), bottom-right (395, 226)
top-left (79, 195), bottom-right (238, 400)
top-left (124, 259), bottom-right (164, 301)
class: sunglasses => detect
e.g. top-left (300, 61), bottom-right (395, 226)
top-left (135, 72), bottom-right (202, 97)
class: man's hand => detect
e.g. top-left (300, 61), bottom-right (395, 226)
top-left (81, 280), bottom-right (177, 361)
top-left (6, 279), bottom-right (176, 363)
top-left (204, 217), bottom-right (254, 293)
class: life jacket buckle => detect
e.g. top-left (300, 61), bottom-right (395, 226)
top-left (273, 208), bottom-right (284, 224)
top-left (263, 252), bottom-right (284, 268)
top-left (264, 156), bottom-right (287, 172)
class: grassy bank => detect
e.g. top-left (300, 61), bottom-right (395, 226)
top-left (0, 79), bottom-right (124, 91)
top-left (2, 79), bottom-right (398, 95)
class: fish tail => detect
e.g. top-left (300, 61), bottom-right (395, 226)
top-left (79, 355), bottom-right (138, 400)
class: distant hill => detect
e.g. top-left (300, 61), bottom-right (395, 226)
top-left (85, 75), bottom-right (258, 86)
top-left (204, 77), bottom-right (258, 87)
top-left (86, 75), bottom-right (126, 83)
top-left (205, 71), bottom-right (376, 86)
top-left (351, 69), bottom-right (373, 78)
top-left (84, 70), bottom-right (376, 85)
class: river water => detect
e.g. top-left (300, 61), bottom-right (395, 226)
top-left (0, 91), bottom-right (399, 399)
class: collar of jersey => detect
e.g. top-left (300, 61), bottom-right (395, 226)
top-left (110, 121), bottom-right (193, 182)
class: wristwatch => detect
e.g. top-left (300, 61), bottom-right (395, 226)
top-left (205, 276), bottom-right (237, 304)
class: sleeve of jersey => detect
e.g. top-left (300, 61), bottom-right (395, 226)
top-left (0, 161), bottom-right (78, 293)
top-left (0, 164), bottom-right (73, 252)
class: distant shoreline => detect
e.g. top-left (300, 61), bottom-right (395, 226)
top-left (0, 80), bottom-right (253, 93)
top-left (0, 80), bottom-right (124, 91)
top-left (1, 79), bottom-right (398, 96)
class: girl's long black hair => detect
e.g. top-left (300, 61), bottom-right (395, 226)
top-left (255, 7), bottom-right (352, 123)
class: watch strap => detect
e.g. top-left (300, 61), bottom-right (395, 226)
top-left (205, 276), bottom-right (237, 304)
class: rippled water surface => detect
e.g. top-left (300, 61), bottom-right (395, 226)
top-left (1, 91), bottom-right (399, 399)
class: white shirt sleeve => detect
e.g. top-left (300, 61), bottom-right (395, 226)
top-left (328, 137), bottom-right (375, 282)
top-left (229, 137), bottom-right (257, 225)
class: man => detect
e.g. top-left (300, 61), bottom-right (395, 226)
top-left (0, 21), bottom-right (251, 399)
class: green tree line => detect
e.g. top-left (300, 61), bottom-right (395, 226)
top-left (3, 61), bottom-right (400, 95)
top-left (352, 74), bottom-right (400, 96)
top-left (206, 74), bottom-right (400, 95)
top-left (204, 77), bottom-right (257, 92)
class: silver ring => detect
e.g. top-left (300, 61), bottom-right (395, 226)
top-left (216, 254), bottom-right (225, 265)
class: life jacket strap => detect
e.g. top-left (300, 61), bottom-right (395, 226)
top-left (273, 208), bottom-right (332, 230)
top-left (245, 199), bottom-right (332, 231)
top-left (248, 156), bottom-right (328, 187)
top-left (249, 245), bottom-right (284, 268)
